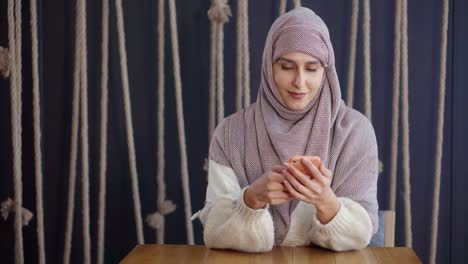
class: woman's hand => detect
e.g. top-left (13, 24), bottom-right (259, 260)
top-left (244, 166), bottom-right (294, 210)
top-left (282, 158), bottom-right (340, 224)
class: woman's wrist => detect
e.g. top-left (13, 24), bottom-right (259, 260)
top-left (315, 194), bottom-right (340, 224)
top-left (244, 187), bottom-right (267, 209)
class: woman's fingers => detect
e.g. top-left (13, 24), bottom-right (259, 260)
top-left (263, 190), bottom-right (294, 205)
top-left (282, 169), bottom-right (311, 195)
top-left (269, 191), bottom-right (292, 200)
top-left (258, 164), bottom-right (333, 206)
top-left (302, 158), bottom-right (330, 186)
top-left (283, 180), bottom-right (307, 201)
top-left (319, 164), bottom-right (333, 180)
top-left (284, 162), bottom-right (315, 189)
top-left (271, 165), bottom-right (286, 174)
top-left (266, 181), bottom-right (285, 191)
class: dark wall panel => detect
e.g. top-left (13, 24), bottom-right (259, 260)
top-left (452, 0), bottom-right (468, 263)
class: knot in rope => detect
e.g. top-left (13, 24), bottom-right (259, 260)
top-left (208, 0), bottom-right (232, 24)
top-left (1, 198), bottom-right (33, 226)
top-left (158, 200), bottom-right (176, 215)
top-left (146, 213), bottom-right (164, 230)
top-left (146, 200), bottom-right (176, 230)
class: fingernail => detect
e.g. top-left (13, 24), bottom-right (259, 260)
top-left (283, 162), bottom-right (290, 167)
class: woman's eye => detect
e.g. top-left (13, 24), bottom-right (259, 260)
top-left (306, 68), bottom-right (318, 72)
top-left (281, 65), bottom-right (294, 70)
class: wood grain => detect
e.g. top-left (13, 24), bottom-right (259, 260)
top-left (120, 244), bottom-right (422, 263)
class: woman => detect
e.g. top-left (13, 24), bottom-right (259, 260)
top-left (193, 7), bottom-right (378, 252)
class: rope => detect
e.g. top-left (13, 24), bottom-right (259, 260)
top-left (115, 0), bottom-right (145, 244)
top-left (429, 0), bottom-right (449, 262)
top-left (236, 0), bottom-right (243, 112)
top-left (96, 0), bottom-right (109, 262)
top-left (293, 0), bottom-right (301, 8)
top-left (389, 0), bottom-right (402, 211)
top-left (0, 46), bottom-right (11, 77)
top-left (346, 0), bottom-right (359, 108)
top-left (208, 22), bottom-right (217, 142)
top-left (362, 0), bottom-right (372, 120)
top-left (63, 7), bottom-right (81, 263)
top-left (208, 0), bottom-right (231, 124)
top-left (155, 0), bottom-right (167, 244)
top-left (145, 0), bottom-right (177, 244)
top-left (279, 0), bottom-right (286, 16)
top-left (77, 0), bottom-right (91, 262)
top-left (401, 0), bottom-right (413, 247)
top-left (30, 0), bottom-right (46, 262)
top-left (7, 0), bottom-right (24, 262)
top-left (208, 0), bottom-right (231, 143)
top-left (14, 0), bottom-right (24, 261)
top-left (242, 0), bottom-right (250, 108)
top-left (235, 0), bottom-right (250, 111)
top-left (216, 16), bottom-right (225, 123)
top-left (168, 0), bottom-right (195, 244)
top-left (236, 0), bottom-right (242, 112)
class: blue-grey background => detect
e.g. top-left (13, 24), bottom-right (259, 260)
top-left (0, 0), bottom-right (466, 263)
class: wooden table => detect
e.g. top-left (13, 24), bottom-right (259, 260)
top-left (120, 244), bottom-right (421, 263)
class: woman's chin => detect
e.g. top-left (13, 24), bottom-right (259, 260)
top-left (286, 102), bottom-right (308, 111)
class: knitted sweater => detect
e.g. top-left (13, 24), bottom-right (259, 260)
top-left (192, 160), bottom-right (373, 253)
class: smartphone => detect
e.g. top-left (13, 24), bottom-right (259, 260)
top-left (287, 155), bottom-right (321, 176)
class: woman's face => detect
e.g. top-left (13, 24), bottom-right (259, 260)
top-left (273, 52), bottom-right (324, 110)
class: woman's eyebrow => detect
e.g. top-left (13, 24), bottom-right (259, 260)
top-left (276, 57), bottom-right (295, 63)
top-left (305, 60), bottom-right (321, 65)
top-left (276, 57), bottom-right (320, 65)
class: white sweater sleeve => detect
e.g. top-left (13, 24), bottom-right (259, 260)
top-left (307, 197), bottom-right (373, 251)
top-left (193, 160), bottom-right (274, 253)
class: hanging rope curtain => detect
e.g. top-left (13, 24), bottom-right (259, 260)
top-left (96, 0), bottom-right (110, 263)
top-left (0, 1), bottom-right (453, 263)
top-left (208, 0), bottom-right (231, 140)
top-left (168, 0), bottom-right (195, 245)
top-left (279, 0), bottom-right (301, 16)
top-left (63, 3), bottom-right (82, 263)
top-left (429, 0), bottom-right (449, 262)
top-left (389, 0), bottom-right (402, 213)
top-left (293, 0), bottom-right (301, 8)
top-left (145, 0), bottom-right (177, 245)
top-left (30, 0), bottom-right (46, 262)
top-left (236, 0), bottom-right (250, 111)
top-left (346, 0), bottom-right (359, 108)
top-left (362, 0), bottom-right (372, 120)
top-left (5, 0), bottom-right (25, 262)
top-left (400, 0), bottom-right (413, 248)
top-left (63, 0), bottom-right (92, 263)
top-left (78, 0), bottom-right (91, 261)
top-left (115, 0), bottom-right (145, 245)
top-left (279, 0), bottom-right (287, 16)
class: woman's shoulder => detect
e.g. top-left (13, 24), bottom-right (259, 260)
top-left (214, 103), bottom-right (256, 133)
top-left (334, 103), bottom-right (376, 137)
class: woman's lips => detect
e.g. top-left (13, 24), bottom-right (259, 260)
top-left (288, 92), bottom-right (307, 99)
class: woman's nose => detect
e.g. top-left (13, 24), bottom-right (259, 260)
top-left (293, 70), bottom-right (305, 88)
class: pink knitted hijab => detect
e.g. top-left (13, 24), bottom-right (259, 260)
top-left (209, 7), bottom-right (378, 245)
